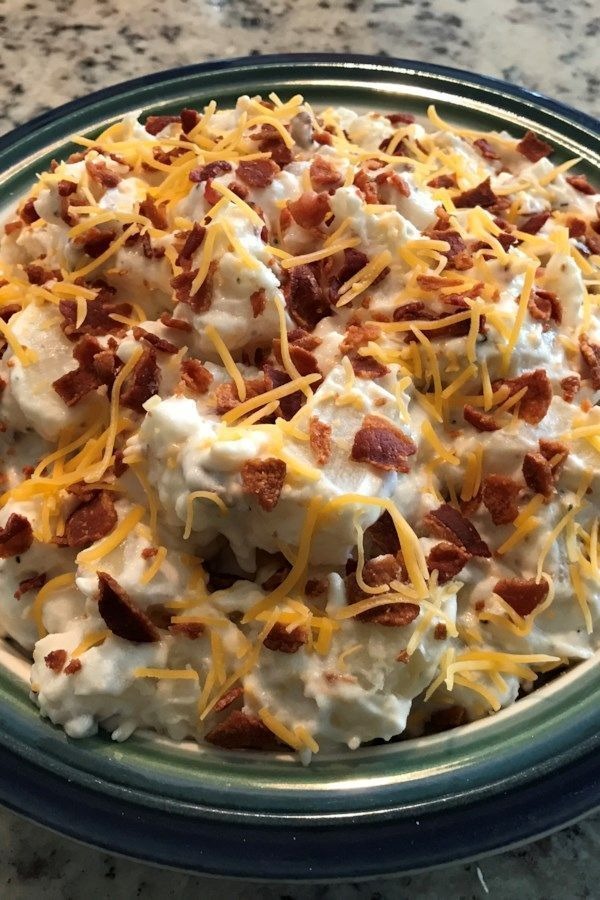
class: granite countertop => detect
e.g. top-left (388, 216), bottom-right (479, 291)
top-left (0, 0), bottom-right (599, 895)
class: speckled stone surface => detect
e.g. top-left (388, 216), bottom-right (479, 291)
top-left (0, 0), bottom-right (599, 895)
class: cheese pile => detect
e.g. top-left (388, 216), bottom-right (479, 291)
top-left (0, 93), bottom-right (598, 758)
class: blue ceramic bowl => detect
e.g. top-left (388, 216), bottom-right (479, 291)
top-left (0, 54), bottom-right (598, 880)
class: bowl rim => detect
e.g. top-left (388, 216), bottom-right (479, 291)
top-left (0, 52), bottom-right (598, 879)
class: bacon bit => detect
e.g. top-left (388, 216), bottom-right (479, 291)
top-left (351, 414), bottom-right (417, 472)
top-left (4, 220), bottom-right (22, 236)
top-left (14, 572), bottom-right (46, 600)
top-left (528, 288), bottom-right (562, 327)
top-left (396, 649), bottom-right (410, 664)
top-left (141, 547), bottom-right (158, 560)
top-left (171, 262), bottom-right (216, 313)
top-left (473, 138), bottom-right (500, 160)
top-left (20, 198), bottom-right (40, 224)
top-left (567, 217), bottom-right (587, 238)
top-left (481, 474), bottom-right (520, 524)
top-left (516, 131), bottom-right (553, 163)
top-left (346, 554), bottom-right (418, 626)
top-left (494, 369), bottom-right (552, 425)
top-left (57, 179), bottom-right (77, 197)
top-left (93, 350), bottom-right (121, 387)
top-left (283, 264), bottom-right (329, 330)
top-left (24, 264), bottom-right (62, 285)
top-left (309, 416), bottom-right (332, 465)
top-left (0, 304), bottom-right (20, 325)
top-left (241, 457), bottom-right (287, 511)
top-left (493, 577), bottom-right (549, 617)
top-left (304, 578), bottom-right (328, 598)
top-left (288, 191), bottom-right (330, 228)
top-left (236, 159), bottom-right (279, 188)
top-left (64, 659), bottom-right (82, 675)
top-left (394, 301), bottom-right (472, 340)
top-left (426, 229), bottom-right (472, 270)
top-left (353, 168), bottom-right (379, 204)
top-left (169, 622), bottom-right (205, 639)
top-left (580, 333), bottom-right (600, 389)
top-left (180, 358), bottom-right (213, 395)
top-left (121, 348), bottom-right (160, 413)
top-left (329, 248), bottom-right (370, 303)
top-left (340, 322), bottom-right (380, 353)
top-left (215, 375), bottom-right (269, 415)
top-left (272, 340), bottom-right (320, 377)
top-left (44, 649), bottom-right (67, 673)
top-left (434, 623), bottom-right (448, 640)
top-left (314, 131), bottom-right (333, 146)
top-left (427, 173), bottom-right (457, 189)
top-left (426, 542), bottom-right (470, 584)
top-left (58, 298), bottom-right (132, 340)
top-left (213, 685), bottom-right (243, 714)
top-left (522, 452), bottom-right (554, 499)
top-left (0, 513), bottom-right (33, 558)
top-left (97, 571), bottom-right (159, 643)
top-left (263, 622), bottom-right (308, 653)
top-left (424, 504), bottom-right (491, 558)
top-left (180, 108), bottom-right (200, 134)
top-left (566, 174), bottom-right (597, 195)
top-left (85, 160), bottom-right (121, 189)
top-left (364, 511), bottom-right (400, 559)
top-left (250, 288), bottom-right (266, 318)
top-left (52, 366), bottom-right (100, 407)
top-left (64, 491), bottom-right (118, 549)
top-left (309, 155), bottom-right (342, 189)
top-left (380, 171), bottom-right (410, 197)
top-left (539, 438), bottom-right (569, 473)
top-left (426, 705), bottom-right (467, 734)
top-left (175, 223), bottom-right (206, 268)
top-left (74, 226), bottom-right (117, 259)
top-left (189, 160), bottom-right (232, 183)
top-left (586, 232), bottom-right (600, 256)
top-left (205, 710), bottom-right (282, 750)
top-left (228, 180), bottom-right (250, 200)
top-left (453, 177), bottom-right (498, 209)
top-left (59, 190), bottom-right (88, 226)
top-left (560, 374), bottom-right (580, 403)
top-left (519, 210), bottom-right (551, 235)
top-left (144, 114), bottom-right (180, 135)
top-left (138, 197), bottom-right (168, 231)
top-left (463, 404), bottom-right (499, 432)
top-left (132, 326), bottom-right (178, 354)
top-left (347, 352), bottom-right (388, 379)
top-left (288, 328), bottom-right (321, 351)
top-left (386, 112), bottom-right (415, 125)
top-left (160, 312), bottom-right (192, 332)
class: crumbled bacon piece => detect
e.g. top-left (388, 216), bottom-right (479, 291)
top-left (205, 710), bottom-right (282, 750)
top-left (121, 348), bottom-right (160, 413)
top-left (57, 179), bottom-right (77, 197)
top-left (586, 231), bottom-right (600, 256)
top-left (463, 404), bottom-right (499, 432)
top-left (175, 223), bottom-right (206, 268)
top-left (160, 312), bottom-right (192, 332)
top-left (340, 322), bottom-right (380, 353)
top-left (357, 600), bottom-right (420, 627)
top-left (14, 572), bottom-right (46, 600)
top-left (560, 374), bottom-right (580, 403)
top-left (141, 547), bottom-right (158, 560)
top-left (426, 542), bottom-right (470, 584)
top-left (283, 264), bottom-right (329, 330)
top-left (309, 155), bottom-right (342, 189)
top-left (189, 160), bottom-right (232, 183)
top-left (64, 659), bottom-right (82, 675)
top-left (522, 452), bottom-right (554, 499)
top-left (427, 173), bottom-right (458, 189)
top-left (566, 174), bottom-right (597, 195)
top-left (132, 326), bottom-right (178, 354)
top-left (0, 303), bottom-right (21, 323)
top-left (241, 458), bottom-right (286, 511)
top-left (309, 417), bottom-right (332, 465)
top-left (180, 358), bottom-right (212, 395)
top-left (97, 571), bottom-right (159, 642)
top-left (351, 415), bottom-right (417, 472)
top-left (169, 622), bottom-right (205, 639)
top-left (144, 114), bottom-right (180, 135)
top-left (0, 513), bottom-right (33, 558)
top-left (263, 622), bottom-right (308, 653)
top-left (579, 333), bottom-right (600, 389)
top-left (304, 578), bottom-right (328, 598)
top-left (236, 158), bottom-right (279, 188)
top-left (424, 504), bottom-right (491, 558)
top-left (52, 367), bottom-right (100, 407)
top-left (170, 262), bottom-right (216, 312)
top-left (20, 198), bottom-right (40, 224)
top-left (64, 491), bottom-right (117, 549)
top-left (4, 220), bottom-right (22, 235)
top-left (349, 353), bottom-right (390, 379)
top-left (213, 685), bottom-right (244, 713)
top-left (567, 217), bottom-right (587, 238)
top-left (250, 288), bottom-right (266, 318)
top-left (473, 138), bottom-right (499, 160)
top-left (44, 649), bottom-right (67, 673)
top-left (74, 226), bottom-right (117, 258)
top-left (353, 168), bottom-right (379, 203)
top-left (386, 112), bottom-right (415, 125)
top-left (493, 577), bottom-right (549, 617)
top-left (138, 197), bottom-right (168, 230)
top-left (453, 177), bottom-right (498, 209)
top-left (434, 623), bottom-right (448, 640)
top-left (518, 210), bottom-right (551, 235)
top-left (494, 369), bottom-right (552, 424)
top-left (516, 131), bottom-right (553, 162)
top-left (528, 288), bottom-right (562, 327)
top-left (346, 554), bottom-right (418, 626)
top-left (426, 229), bottom-right (472, 270)
top-left (85, 160), bottom-right (121, 189)
top-left (481, 474), bottom-right (520, 524)
top-left (58, 298), bottom-right (132, 340)
top-left (539, 438), bottom-right (569, 473)
top-left (180, 108), bottom-right (200, 134)
top-left (364, 511), bottom-right (400, 558)
top-left (215, 375), bottom-right (269, 415)
top-left (24, 264), bottom-right (62, 285)
top-left (288, 191), bottom-right (330, 228)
